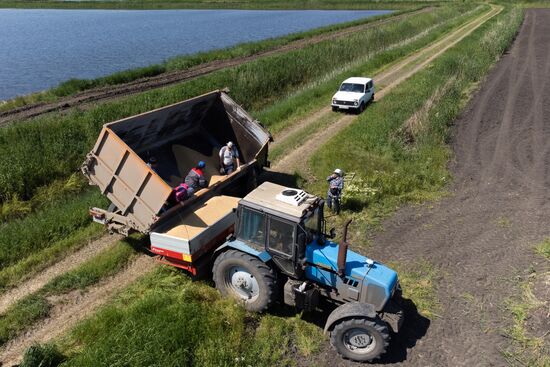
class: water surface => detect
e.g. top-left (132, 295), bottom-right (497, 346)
top-left (0, 9), bottom-right (391, 100)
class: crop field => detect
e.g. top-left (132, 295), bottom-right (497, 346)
top-left (1, 1), bottom-right (549, 367)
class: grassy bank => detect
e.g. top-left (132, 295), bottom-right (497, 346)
top-left (0, 4), bottom-right (473, 203)
top-left (0, 8), bottom-right (407, 111)
top-left (307, 5), bottom-right (523, 233)
top-left (0, 240), bottom-right (137, 347)
top-left (0, 189), bottom-right (108, 291)
top-left (47, 267), bottom-right (324, 366)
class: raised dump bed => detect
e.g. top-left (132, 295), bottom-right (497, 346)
top-left (82, 90), bottom-right (271, 235)
top-left (149, 195), bottom-right (240, 273)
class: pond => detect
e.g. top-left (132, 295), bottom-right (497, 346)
top-left (0, 8), bottom-right (391, 100)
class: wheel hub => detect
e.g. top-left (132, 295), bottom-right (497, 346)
top-left (348, 332), bottom-right (372, 348)
top-left (226, 266), bottom-right (259, 301)
top-left (343, 328), bottom-right (376, 354)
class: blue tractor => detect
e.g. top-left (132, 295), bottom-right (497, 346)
top-left (212, 182), bottom-right (404, 362)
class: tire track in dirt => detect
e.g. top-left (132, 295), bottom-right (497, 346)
top-left (272, 5), bottom-right (501, 174)
top-left (0, 255), bottom-right (157, 367)
top-left (0, 234), bottom-right (121, 315)
top-left (330, 9), bottom-right (550, 366)
top-left (0, 8), bottom-right (433, 126)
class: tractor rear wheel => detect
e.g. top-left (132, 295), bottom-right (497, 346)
top-left (213, 250), bottom-right (277, 312)
top-left (330, 317), bottom-right (389, 362)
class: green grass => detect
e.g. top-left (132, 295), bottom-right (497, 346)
top-left (0, 189), bottom-right (107, 272)
top-left (41, 239), bottom-right (137, 295)
top-left (20, 343), bottom-right (66, 367)
top-left (0, 8), bottom-right (405, 112)
top-left (305, 5), bottom-right (523, 232)
top-left (0, 223), bottom-right (104, 293)
top-left (0, 4), bottom-right (472, 202)
top-left (0, 240), bottom-right (137, 348)
top-left (0, 295), bottom-right (51, 345)
top-left (51, 266), bottom-right (324, 366)
top-left (535, 238), bottom-right (550, 260)
top-left (0, 173), bottom-right (88, 223)
top-left (389, 260), bottom-right (440, 318)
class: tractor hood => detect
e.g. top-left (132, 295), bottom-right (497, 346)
top-left (305, 240), bottom-right (398, 310)
top-left (332, 91), bottom-right (363, 101)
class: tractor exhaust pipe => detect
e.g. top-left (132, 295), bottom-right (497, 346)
top-left (337, 219), bottom-right (352, 277)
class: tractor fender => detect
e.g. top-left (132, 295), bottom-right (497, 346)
top-left (324, 302), bottom-right (378, 334)
top-left (214, 239), bottom-right (272, 263)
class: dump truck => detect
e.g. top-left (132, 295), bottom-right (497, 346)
top-left (82, 90), bottom-right (404, 362)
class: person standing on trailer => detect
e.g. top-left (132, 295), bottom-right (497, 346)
top-left (185, 161), bottom-right (208, 195)
top-left (219, 141), bottom-right (240, 175)
top-left (327, 168), bottom-right (344, 214)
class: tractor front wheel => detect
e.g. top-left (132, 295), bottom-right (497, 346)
top-left (213, 250), bottom-right (277, 312)
top-left (330, 317), bottom-right (389, 362)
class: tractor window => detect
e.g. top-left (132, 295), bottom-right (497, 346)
top-left (267, 217), bottom-right (294, 257)
top-left (239, 208), bottom-right (266, 246)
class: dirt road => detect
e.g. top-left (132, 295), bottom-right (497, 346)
top-left (327, 9), bottom-right (550, 366)
top-left (0, 256), bottom-right (157, 366)
top-left (0, 234), bottom-right (121, 315)
top-left (0, 8), bottom-right (432, 126)
top-left (272, 5), bottom-right (500, 173)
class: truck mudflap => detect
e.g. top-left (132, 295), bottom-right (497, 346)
top-left (380, 299), bottom-right (404, 333)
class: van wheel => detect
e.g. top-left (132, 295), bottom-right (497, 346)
top-left (213, 250), bottom-right (277, 312)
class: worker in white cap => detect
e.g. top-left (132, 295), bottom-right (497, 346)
top-left (219, 141), bottom-right (240, 175)
top-left (327, 168), bottom-right (344, 214)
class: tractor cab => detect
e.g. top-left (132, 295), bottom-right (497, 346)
top-left (233, 182), bottom-right (324, 278)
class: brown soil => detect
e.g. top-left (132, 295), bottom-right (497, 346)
top-left (0, 255), bottom-right (157, 367)
top-left (272, 6), bottom-right (500, 174)
top-left (320, 9), bottom-right (550, 366)
top-left (0, 234), bottom-right (121, 315)
top-left (0, 8), bottom-right (432, 127)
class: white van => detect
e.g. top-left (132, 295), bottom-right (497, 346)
top-left (331, 77), bottom-right (374, 113)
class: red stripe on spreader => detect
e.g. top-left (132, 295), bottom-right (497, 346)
top-left (151, 246), bottom-right (191, 262)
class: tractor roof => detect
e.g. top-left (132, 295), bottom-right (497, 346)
top-left (240, 182), bottom-right (319, 222)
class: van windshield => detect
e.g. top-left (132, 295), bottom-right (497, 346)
top-left (339, 83), bottom-right (364, 93)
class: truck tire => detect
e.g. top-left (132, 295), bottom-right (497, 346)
top-left (332, 106), bottom-right (338, 112)
top-left (330, 317), bottom-right (389, 362)
top-left (357, 102), bottom-right (365, 114)
top-left (212, 250), bottom-right (277, 312)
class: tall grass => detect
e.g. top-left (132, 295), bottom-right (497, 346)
top-left (0, 5), bottom-right (471, 202)
top-left (0, 240), bottom-right (137, 347)
top-left (55, 266), bottom-right (324, 366)
top-left (256, 4), bottom-right (486, 135)
top-left (307, 6), bottom-right (523, 230)
top-left (0, 189), bottom-right (107, 276)
top-left (0, 224), bottom-right (104, 292)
